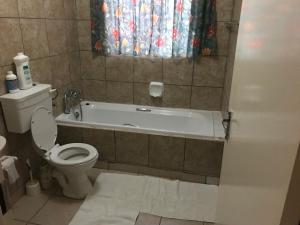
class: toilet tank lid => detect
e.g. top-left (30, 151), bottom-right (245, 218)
top-left (0, 84), bottom-right (51, 103)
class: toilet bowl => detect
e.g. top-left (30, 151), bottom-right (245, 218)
top-left (31, 107), bottom-right (99, 199)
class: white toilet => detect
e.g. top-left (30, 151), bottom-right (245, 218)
top-left (0, 84), bottom-right (99, 199)
top-left (31, 107), bottom-right (98, 199)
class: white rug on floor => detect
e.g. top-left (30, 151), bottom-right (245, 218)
top-left (69, 172), bottom-right (218, 225)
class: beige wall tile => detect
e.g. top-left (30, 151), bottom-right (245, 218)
top-left (0, 0), bottom-right (18, 17)
top-left (64, 0), bottom-right (76, 19)
top-left (71, 79), bottom-right (83, 88)
top-left (50, 54), bottom-right (71, 88)
top-left (80, 51), bottom-right (105, 80)
top-left (106, 81), bottom-right (133, 104)
top-left (46, 20), bottom-right (66, 55)
top-left (216, 0), bottom-right (234, 21)
top-left (18, 0), bottom-right (44, 18)
top-left (193, 57), bottom-right (226, 87)
top-left (65, 20), bottom-right (79, 52)
top-left (76, 0), bottom-right (90, 19)
top-left (94, 160), bottom-right (109, 169)
top-left (68, 52), bottom-right (81, 82)
top-left (0, 67), bottom-right (7, 95)
top-left (179, 173), bottom-right (206, 183)
top-left (133, 83), bottom-right (163, 107)
top-left (52, 87), bottom-right (64, 116)
top-left (0, 65), bottom-right (15, 94)
top-left (108, 163), bottom-right (140, 174)
top-left (133, 57), bottom-right (163, 82)
top-left (30, 57), bottom-right (52, 83)
top-left (115, 131), bottom-right (149, 166)
top-left (82, 129), bottom-right (116, 161)
top-left (184, 139), bottom-right (223, 176)
top-left (191, 86), bottom-right (222, 110)
top-left (160, 218), bottom-right (203, 225)
top-left (106, 56), bottom-right (134, 82)
top-left (78, 20), bottom-right (91, 50)
top-left (163, 85), bottom-right (191, 108)
top-left (44, 0), bottom-right (65, 19)
top-left (82, 80), bottom-right (106, 101)
top-left (0, 19), bottom-right (23, 66)
top-left (217, 22), bottom-right (231, 56)
top-left (136, 213), bottom-right (161, 225)
top-left (233, 0), bottom-right (243, 22)
top-left (57, 126), bottom-right (83, 144)
top-left (149, 135), bottom-right (185, 171)
top-left (20, 19), bottom-right (49, 59)
top-left (206, 176), bottom-right (220, 185)
top-left (163, 58), bottom-right (193, 85)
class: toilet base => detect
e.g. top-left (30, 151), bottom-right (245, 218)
top-left (63, 175), bottom-right (93, 199)
top-left (53, 169), bottom-right (93, 199)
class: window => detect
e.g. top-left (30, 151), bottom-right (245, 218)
top-left (91, 0), bottom-right (217, 58)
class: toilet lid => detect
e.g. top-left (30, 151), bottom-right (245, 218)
top-left (31, 107), bottom-right (57, 151)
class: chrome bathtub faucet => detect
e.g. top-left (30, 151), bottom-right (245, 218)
top-left (136, 107), bottom-right (151, 112)
top-left (64, 88), bottom-right (82, 114)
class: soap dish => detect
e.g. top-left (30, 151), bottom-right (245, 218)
top-left (149, 82), bottom-right (164, 97)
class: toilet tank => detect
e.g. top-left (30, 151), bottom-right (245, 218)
top-left (0, 84), bottom-right (52, 133)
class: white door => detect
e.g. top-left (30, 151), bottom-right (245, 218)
top-left (216, 0), bottom-right (300, 225)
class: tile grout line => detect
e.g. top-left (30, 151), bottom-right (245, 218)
top-left (113, 131), bottom-right (117, 162)
top-left (0, 49), bottom-right (80, 68)
top-left (27, 197), bottom-right (50, 224)
top-left (132, 59), bottom-right (135, 104)
top-left (147, 134), bottom-right (150, 167)
top-left (77, 78), bottom-right (225, 88)
top-left (182, 138), bottom-right (187, 172)
top-left (17, 0), bottom-right (25, 57)
top-left (190, 59), bottom-right (195, 109)
top-left (158, 216), bottom-right (162, 225)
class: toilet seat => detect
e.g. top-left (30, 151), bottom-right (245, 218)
top-left (49, 143), bottom-right (98, 166)
top-left (31, 107), bottom-right (57, 154)
top-left (31, 107), bottom-right (98, 165)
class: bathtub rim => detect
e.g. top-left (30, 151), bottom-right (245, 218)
top-left (56, 101), bottom-right (226, 142)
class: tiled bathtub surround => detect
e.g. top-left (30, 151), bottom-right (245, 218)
top-left (58, 126), bottom-right (224, 181)
top-left (0, 0), bottom-right (79, 204)
top-left (77, 0), bottom-right (240, 111)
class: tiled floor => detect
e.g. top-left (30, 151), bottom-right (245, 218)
top-left (7, 169), bottom-right (214, 225)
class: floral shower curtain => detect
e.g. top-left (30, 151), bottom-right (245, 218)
top-left (90, 0), bottom-right (217, 58)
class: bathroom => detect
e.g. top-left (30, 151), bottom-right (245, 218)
top-left (0, 0), bottom-right (299, 225)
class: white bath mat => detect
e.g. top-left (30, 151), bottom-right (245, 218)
top-left (69, 172), bottom-right (218, 225)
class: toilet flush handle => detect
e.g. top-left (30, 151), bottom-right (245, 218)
top-left (49, 89), bottom-right (58, 100)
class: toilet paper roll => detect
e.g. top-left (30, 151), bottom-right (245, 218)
top-left (1, 157), bottom-right (19, 184)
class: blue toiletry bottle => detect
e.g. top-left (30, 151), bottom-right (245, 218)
top-left (5, 71), bottom-right (20, 93)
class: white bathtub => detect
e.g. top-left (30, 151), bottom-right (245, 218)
top-left (56, 101), bottom-right (225, 141)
